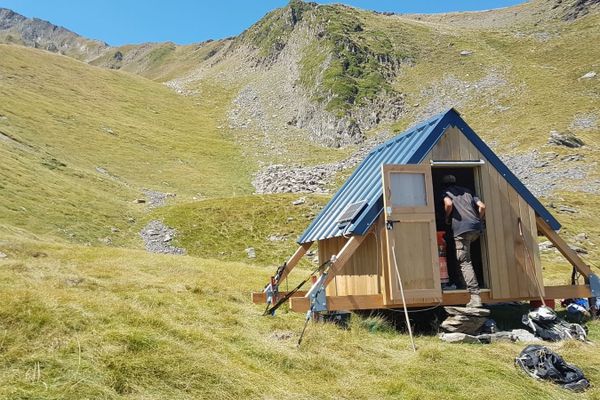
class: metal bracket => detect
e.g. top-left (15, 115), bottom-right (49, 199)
top-left (264, 278), bottom-right (279, 305)
top-left (306, 272), bottom-right (328, 313)
top-left (589, 273), bottom-right (600, 297)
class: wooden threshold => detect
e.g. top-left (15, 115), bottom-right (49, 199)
top-left (288, 285), bottom-right (591, 312)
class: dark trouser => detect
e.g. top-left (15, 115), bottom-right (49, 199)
top-left (454, 231), bottom-right (480, 295)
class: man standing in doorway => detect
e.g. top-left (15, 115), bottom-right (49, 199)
top-left (443, 174), bottom-right (486, 308)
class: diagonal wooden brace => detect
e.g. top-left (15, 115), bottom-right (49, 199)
top-left (536, 216), bottom-right (592, 278)
top-left (303, 233), bottom-right (368, 301)
top-left (278, 242), bottom-right (313, 283)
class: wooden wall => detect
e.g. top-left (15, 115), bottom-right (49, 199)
top-left (319, 217), bottom-right (384, 296)
top-left (428, 127), bottom-right (543, 300)
top-left (317, 125), bottom-right (544, 302)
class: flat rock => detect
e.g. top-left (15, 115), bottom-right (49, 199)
top-left (580, 71), bottom-right (597, 79)
top-left (570, 245), bottom-right (588, 254)
top-left (441, 316), bottom-right (487, 335)
top-left (548, 131), bottom-right (584, 148)
top-left (0, 252), bottom-right (7, 259)
top-left (574, 232), bottom-right (588, 241)
top-left (444, 306), bottom-right (491, 317)
top-left (440, 332), bottom-right (481, 344)
top-left (292, 197), bottom-right (306, 205)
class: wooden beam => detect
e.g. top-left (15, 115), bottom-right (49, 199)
top-left (289, 285), bottom-right (591, 312)
top-left (536, 216), bottom-right (593, 277)
top-left (544, 284), bottom-right (591, 299)
top-left (321, 234), bottom-right (368, 288)
top-left (251, 290), bottom-right (307, 304)
top-left (278, 242), bottom-right (313, 283)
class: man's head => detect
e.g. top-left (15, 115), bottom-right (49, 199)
top-left (442, 174), bottom-right (457, 185)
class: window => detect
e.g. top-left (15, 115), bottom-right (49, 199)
top-left (389, 172), bottom-right (427, 207)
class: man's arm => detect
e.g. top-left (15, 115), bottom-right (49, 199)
top-left (476, 200), bottom-right (486, 220)
top-left (444, 197), bottom-right (453, 223)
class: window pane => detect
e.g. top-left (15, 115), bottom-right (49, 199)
top-left (390, 172), bottom-right (426, 207)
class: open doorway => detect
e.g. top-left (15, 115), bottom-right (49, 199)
top-left (431, 166), bottom-right (489, 290)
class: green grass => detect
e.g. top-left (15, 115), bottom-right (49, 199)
top-left (0, 44), bottom-right (252, 244)
top-left (146, 194), bottom-right (328, 266)
top-left (89, 40), bottom-right (229, 82)
top-left (1, 239), bottom-right (600, 400)
top-left (1, 2), bottom-right (600, 399)
top-left (297, 4), bottom-right (427, 116)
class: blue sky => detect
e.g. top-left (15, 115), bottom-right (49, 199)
top-left (0, 1), bottom-right (524, 46)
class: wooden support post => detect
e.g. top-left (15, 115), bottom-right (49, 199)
top-left (278, 242), bottom-right (313, 283)
top-left (536, 216), bottom-right (593, 277)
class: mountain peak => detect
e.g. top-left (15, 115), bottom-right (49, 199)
top-left (0, 7), bottom-right (108, 61)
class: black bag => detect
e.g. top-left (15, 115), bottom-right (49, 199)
top-left (522, 307), bottom-right (587, 342)
top-left (515, 345), bottom-right (590, 392)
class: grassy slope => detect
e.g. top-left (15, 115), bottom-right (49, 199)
top-left (1, 241), bottom-right (599, 400)
top-left (1, 3), bottom-right (600, 399)
top-left (0, 44), bottom-right (252, 244)
top-left (147, 194), bottom-right (328, 266)
top-left (89, 40), bottom-right (229, 82)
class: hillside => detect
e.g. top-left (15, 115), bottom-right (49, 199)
top-left (1, 1), bottom-right (600, 399)
top-left (0, 44), bottom-right (252, 245)
top-left (1, 240), bottom-right (599, 399)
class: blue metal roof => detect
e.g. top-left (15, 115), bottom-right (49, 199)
top-left (297, 108), bottom-right (560, 244)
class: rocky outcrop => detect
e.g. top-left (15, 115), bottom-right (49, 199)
top-left (140, 220), bottom-right (186, 255)
top-left (0, 8), bottom-right (108, 61)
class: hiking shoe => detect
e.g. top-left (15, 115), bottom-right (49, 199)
top-left (466, 294), bottom-right (483, 308)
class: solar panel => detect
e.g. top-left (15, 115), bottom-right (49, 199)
top-left (337, 200), bottom-right (367, 226)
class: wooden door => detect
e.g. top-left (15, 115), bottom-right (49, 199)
top-left (382, 164), bottom-right (442, 305)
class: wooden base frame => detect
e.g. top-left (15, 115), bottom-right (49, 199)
top-left (252, 215), bottom-right (597, 313)
top-left (287, 285), bottom-right (592, 312)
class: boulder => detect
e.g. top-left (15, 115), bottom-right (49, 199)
top-left (441, 307), bottom-right (490, 335)
top-left (548, 131), bottom-right (584, 148)
top-left (245, 247), bottom-right (256, 259)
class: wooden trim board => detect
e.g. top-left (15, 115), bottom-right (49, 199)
top-left (251, 290), bottom-right (307, 304)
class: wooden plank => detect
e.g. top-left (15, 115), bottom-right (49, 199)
top-left (289, 285), bottom-right (591, 312)
top-left (544, 284), bottom-right (591, 299)
top-left (279, 242), bottom-right (313, 283)
top-left (480, 162), bottom-right (503, 296)
top-left (319, 233), bottom-right (381, 297)
top-left (507, 186), bottom-right (527, 297)
top-left (536, 217), bottom-right (593, 277)
top-left (518, 197), bottom-right (544, 298)
top-left (432, 128), bottom-right (450, 159)
top-left (487, 166), bottom-right (510, 298)
top-left (251, 290), bottom-right (307, 304)
top-left (321, 234), bottom-right (368, 288)
top-left (447, 127), bottom-right (461, 160)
